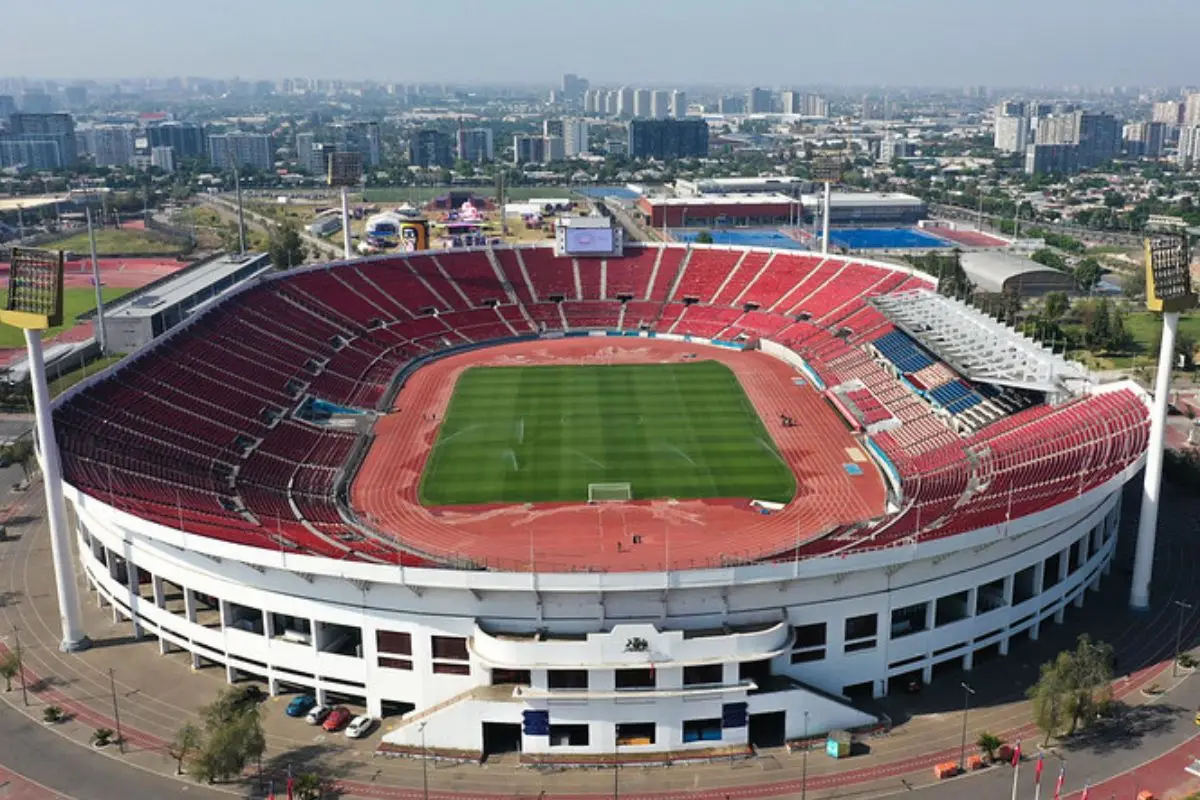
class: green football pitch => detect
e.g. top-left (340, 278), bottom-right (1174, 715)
top-left (418, 361), bottom-right (797, 506)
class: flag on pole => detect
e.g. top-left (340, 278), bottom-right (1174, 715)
top-left (1012, 739), bottom-right (1021, 767)
top-left (1079, 782), bottom-right (1089, 800)
top-left (1035, 751), bottom-right (1044, 785)
top-left (267, 781), bottom-right (275, 800)
top-left (1010, 740), bottom-right (1022, 800)
top-left (1052, 765), bottom-right (1065, 800)
top-left (286, 765), bottom-right (294, 800)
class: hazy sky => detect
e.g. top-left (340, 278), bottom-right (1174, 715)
top-left (4, 0), bottom-right (1199, 87)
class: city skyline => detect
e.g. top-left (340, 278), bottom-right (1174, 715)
top-left (4, 0), bottom-right (1200, 87)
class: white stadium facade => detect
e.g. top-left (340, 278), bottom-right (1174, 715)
top-left (55, 240), bottom-right (1149, 759)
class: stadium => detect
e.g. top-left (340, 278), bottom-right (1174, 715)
top-left (58, 235), bottom-right (1149, 761)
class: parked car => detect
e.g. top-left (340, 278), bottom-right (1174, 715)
top-left (322, 707), bottom-right (352, 732)
top-left (305, 705), bottom-right (331, 725)
top-left (344, 715), bottom-right (376, 739)
top-left (286, 695), bottom-right (316, 717)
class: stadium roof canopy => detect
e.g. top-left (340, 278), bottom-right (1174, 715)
top-left (872, 288), bottom-right (1090, 397)
top-left (960, 251), bottom-right (1077, 296)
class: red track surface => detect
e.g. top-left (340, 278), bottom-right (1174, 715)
top-left (351, 338), bottom-right (886, 572)
top-left (930, 228), bottom-right (1009, 248)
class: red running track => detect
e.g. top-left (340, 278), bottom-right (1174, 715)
top-left (351, 338), bottom-right (887, 573)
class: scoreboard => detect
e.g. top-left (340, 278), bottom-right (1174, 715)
top-left (555, 216), bottom-right (623, 258)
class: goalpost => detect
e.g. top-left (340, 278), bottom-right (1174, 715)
top-left (588, 482), bottom-right (632, 503)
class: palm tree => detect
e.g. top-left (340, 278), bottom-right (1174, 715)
top-left (976, 732), bottom-right (1002, 763)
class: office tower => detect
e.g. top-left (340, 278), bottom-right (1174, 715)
top-left (543, 119), bottom-right (565, 138)
top-left (616, 86), bottom-right (635, 118)
top-left (456, 127), bottom-right (494, 163)
top-left (150, 146), bottom-right (175, 174)
top-left (20, 89), bottom-right (53, 113)
top-left (86, 125), bottom-right (136, 166)
top-left (562, 118), bottom-right (589, 156)
top-left (512, 134), bottom-right (546, 164)
top-left (746, 87), bottom-right (772, 114)
top-left (207, 132), bottom-right (273, 171)
top-left (562, 73), bottom-right (588, 101)
top-left (146, 121), bottom-right (206, 159)
top-left (7, 112), bottom-right (77, 165)
top-left (627, 119), bottom-right (709, 159)
top-left (1076, 112), bottom-right (1120, 166)
top-left (649, 90), bottom-right (670, 120)
top-left (669, 90), bottom-right (687, 119)
top-left (633, 89), bottom-right (651, 118)
top-left (543, 135), bottom-right (565, 162)
top-left (993, 111), bottom-right (1030, 153)
top-left (1152, 100), bottom-right (1185, 126)
top-left (332, 121), bottom-right (381, 167)
top-left (408, 129), bottom-right (453, 168)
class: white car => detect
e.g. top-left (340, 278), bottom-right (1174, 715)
top-left (305, 704), bottom-right (330, 725)
top-left (344, 715), bottom-right (376, 739)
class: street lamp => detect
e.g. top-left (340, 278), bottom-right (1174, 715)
top-left (1174, 600), bottom-right (1193, 677)
top-left (958, 682), bottom-right (976, 772)
top-left (418, 721), bottom-right (429, 800)
top-left (613, 733), bottom-right (620, 800)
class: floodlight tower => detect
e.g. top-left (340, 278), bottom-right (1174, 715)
top-left (1, 248), bottom-right (88, 651)
top-left (1130, 222), bottom-right (1197, 610)
top-left (811, 155), bottom-right (843, 255)
top-left (328, 151), bottom-right (364, 260)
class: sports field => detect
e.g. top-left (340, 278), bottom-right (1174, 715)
top-left (419, 361), bottom-right (796, 506)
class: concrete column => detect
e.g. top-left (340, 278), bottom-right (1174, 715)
top-left (126, 562), bottom-right (142, 639)
top-left (875, 678), bottom-right (887, 699)
top-left (1003, 574), bottom-right (1015, 608)
top-left (966, 586), bottom-right (979, 617)
top-left (963, 650), bottom-right (974, 672)
top-left (151, 575), bottom-right (165, 609)
top-left (998, 636), bottom-right (1010, 656)
top-left (184, 588), bottom-right (198, 624)
top-left (1055, 551), bottom-right (1070, 623)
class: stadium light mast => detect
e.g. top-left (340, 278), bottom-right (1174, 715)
top-left (233, 163), bottom-right (247, 255)
top-left (83, 197), bottom-right (107, 354)
top-left (328, 152), bottom-right (363, 261)
top-left (1, 248), bottom-right (89, 651)
top-left (1130, 222), bottom-right (1197, 610)
top-left (812, 155), bottom-right (842, 255)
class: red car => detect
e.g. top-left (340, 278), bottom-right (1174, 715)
top-left (322, 706), bottom-right (352, 732)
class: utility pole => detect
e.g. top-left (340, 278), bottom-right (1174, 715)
top-left (109, 668), bottom-right (124, 753)
top-left (800, 710), bottom-right (810, 800)
top-left (419, 721), bottom-right (429, 800)
top-left (1174, 600), bottom-right (1193, 676)
top-left (958, 682), bottom-right (975, 772)
top-left (13, 625), bottom-right (27, 706)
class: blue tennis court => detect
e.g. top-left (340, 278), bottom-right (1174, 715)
top-left (828, 228), bottom-right (949, 250)
top-left (672, 228), bottom-right (810, 250)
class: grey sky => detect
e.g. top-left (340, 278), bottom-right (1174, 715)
top-left (4, 0), bottom-right (1198, 87)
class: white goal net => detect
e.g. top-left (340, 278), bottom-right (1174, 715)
top-left (587, 482), bottom-right (632, 503)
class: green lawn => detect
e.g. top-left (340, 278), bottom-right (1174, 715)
top-left (0, 287), bottom-right (133, 348)
top-left (45, 227), bottom-right (184, 255)
top-left (419, 361), bottom-right (796, 506)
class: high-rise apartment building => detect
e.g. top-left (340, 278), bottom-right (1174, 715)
top-left (718, 96), bottom-right (745, 115)
top-left (669, 90), bottom-right (688, 119)
top-left (627, 119), bottom-right (709, 160)
top-left (19, 89), bottom-right (53, 113)
top-left (332, 121), bottom-right (381, 167)
top-left (456, 127), bottom-right (494, 163)
top-left (1177, 126), bottom-right (1200, 167)
top-left (1123, 122), bottom-right (1166, 158)
top-left (63, 86), bottom-right (88, 109)
top-left (512, 134), bottom-right (545, 165)
top-left (561, 73), bottom-right (588, 101)
top-left (408, 129), bottom-right (453, 168)
top-left (746, 87), bottom-right (773, 114)
top-left (1185, 94), bottom-right (1200, 128)
top-left (562, 118), bottom-right (589, 156)
top-left (146, 121), bottom-right (206, 159)
top-left (604, 90), bottom-right (618, 117)
top-left (543, 119), bottom-right (565, 138)
top-left (150, 146), bottom-right (175, 174)
top-left (650, 90), bottom-right (670, 120)
top-left (0, 95), bottom-right (15, 121)
top-left (583, 89), bottom-right (602, 115)
top-left (616, 87), bottom-right (634, 119)
top-left (86, 125), bottom-right (136, 167)
top-left (7, 112), bottom-right (77, 166)
top-left (993, 110), bottom-right (1030, 154)
top-left (780, 90), bottom-right (800, 115)
top-left (0, 139), bottom-right (62, 170)
top-left (800, 93), bottom-right (829, 117)
top-left (543, 135), bottom-right (565, 162)
top-left (1027, 110), bottom-right (1119, 173)
top-left (208, 132), bottom-right (272, 171)
top-left (1152, 100), bottom-right (1185, 126)
top-left (633, 89), bottom-right (652, 119)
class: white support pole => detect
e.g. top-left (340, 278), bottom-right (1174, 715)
top-left (25, 329), bottom-right (88, 651)
top-left (821, 181), bottom-right (831, 255)
top-left (341, 186), bottom-right (353, 260)
top-left (1130, 310), bottom-right (1178, 610)
top-left (86, 206), bottom-right (106, 354)
top-left (233, 165), bottom-right (247, 255)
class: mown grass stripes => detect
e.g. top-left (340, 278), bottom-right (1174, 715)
top-left (418, 361), bottom-right (796, 506)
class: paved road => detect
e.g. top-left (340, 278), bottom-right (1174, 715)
top-left (0, 704), bottom-right (235, 800)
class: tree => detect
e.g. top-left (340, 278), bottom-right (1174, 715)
top-left (1043, 291), bottom-right (1070, 322)
top-left (268, 222), bottom-right (308, 270)
top-left (1074, 257), bottom-right (1103, 291)
top-left (976, 731), bottom-right (1002, 762)
top-left (0, 651), bottom-right (19, 692)
top-left (1154, 326), bottom-right (1197, 371)
top-left (168, 722), bottom-right (202, 775)
top-left (694, 230), bottom-right (714, 245)
top-left (1085, 298), bottom-right (1113, 351)
top-left (1029, 651), bottom-right (1072, 746)
top-left (189, 687), bottom-right (267, 784)
top-left (1028, 635), bottom-right (1114, 745)
top-left (1030, 249), bottom-right (1068, 271)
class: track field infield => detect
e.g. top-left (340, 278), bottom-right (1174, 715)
top-left (418, 361), bottom-right (797, 506)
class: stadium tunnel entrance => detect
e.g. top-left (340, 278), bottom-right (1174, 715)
top-left (748, 711), bottom-right (786, 749)
top-left (482, 722), bottom-right (522, 760)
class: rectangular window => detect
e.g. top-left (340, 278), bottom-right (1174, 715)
top-left (378, 657), bottom-right (413, 671)
top-left (682, 718), bottom-right (722, 743)
top-left (547, 670), bottom-right (589, 690)
top-left (793, 623), bottom-right (826, 649)
top-left (891, 602), bottom-right (929, 638)
top-left (683, 664), bottom-right (724, 686)
top-left (549, 724), bottom-right (589, 747)
top-left (430, 636), bottom-right (468, 661)
top-left (791, 648), bottom-right (825, 664)
top-left (844, 614), bottom-right (878, 641)
top-left (615, 722), bottom-right (656, 746)
top-left (615, 668), bottom-right (655, 689)
top-left (376, 630), bottom-right (412, 655)
top-left (432, 662), bottom-right (470, 676)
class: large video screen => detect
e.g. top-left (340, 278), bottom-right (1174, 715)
top-left (565, 227), bottom-right (614, 254)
